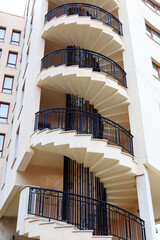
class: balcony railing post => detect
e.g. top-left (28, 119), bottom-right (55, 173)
top-left (35, 108), bottom-right (133, 155)
top-left (27, 187), bottom-right (146, 240)
top-left (44, 3), bottom-right (123, 35)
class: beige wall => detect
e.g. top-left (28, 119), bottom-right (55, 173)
top-left (0, 12), bottom-right (24, 186)
top-left (0, 216), bottom-right (35, 240)
top-left (16, 164), bottom-right (63, 191)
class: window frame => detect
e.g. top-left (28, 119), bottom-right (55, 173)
top-left (10, 30), bottom-right (21, 45)
top-left (0, 103), bottom-right (10, 123)
top-left (0, 27), bottom-right (6, 42)
top-left (2, 75), bottom-right (14, 94)
top-left (0, 134), bottom-right (5, 157)
top-left (146, 24), bottom-right (160, 43)
top-left (7, 51), bottom-right (18, 68)
top-left (143, 0), bottom-right (160, 14)
top-left (153, 63), bottom-right (160, 79)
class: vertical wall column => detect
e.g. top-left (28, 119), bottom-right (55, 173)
top-left (136, 167), bottom-right (157, 240)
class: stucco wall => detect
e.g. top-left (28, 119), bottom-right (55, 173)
top-left (0, 217), bottom-right (34, 240)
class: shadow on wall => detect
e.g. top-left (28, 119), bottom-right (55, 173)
top-left (0, 217), bottom-right (35, 240)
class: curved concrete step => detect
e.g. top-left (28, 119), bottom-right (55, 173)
top-left (42, 15), bottom-right (123, 58)
top-left (30, 129), bottom-right (143, 208)
top-left (19, 216), bottom-right (113, 240)
top-left (37, 65), bottom-right (130, 128)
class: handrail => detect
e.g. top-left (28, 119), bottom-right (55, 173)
top-left (44, 3), bottom-right (123, 35)
top-left (41, 48), bottom-right (127, 87)
top-left (28, 187), bottom-right (146, 240)
top-left (34, 108), bottom-right (133, 155)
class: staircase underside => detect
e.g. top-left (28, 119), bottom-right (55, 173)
top-left (30, 129), bottom-right (144, 209)
top-left (37, 66), bottom-right (130, 129)
top-left (42, 15), bottom-right (124, 60)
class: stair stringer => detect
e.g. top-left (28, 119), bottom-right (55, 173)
top-left (17, 216), bottom-right (113, 240)
top-left (30, 129), bottom-right (144, 208)
top-left (37, 66), bottom-right (130, 128)
top-left (42, 15), bottom-right (124, 57)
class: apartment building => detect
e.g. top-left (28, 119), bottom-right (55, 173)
top-left (0, 0), bottom-right (160, 239)
top-left (0, 11), bottom-right (25, 238)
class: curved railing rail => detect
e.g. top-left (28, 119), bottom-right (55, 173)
top-left (34, 108), bottom-right (133, 155)
top-left (28, 187), bottom-right (146, 240)
top-left (44, 3), bottom-right (123, 35)
top-left (41, 48), bottom-right (127, 87)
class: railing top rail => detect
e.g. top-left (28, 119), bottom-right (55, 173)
top-left (29, 186), bottom-right (144, 223)
top-left (35, 107), bottom-right (133, 138)
top-left (45, 2), bottom-right (122, 25)
top-left (41, 48), bottom-right (126, 74)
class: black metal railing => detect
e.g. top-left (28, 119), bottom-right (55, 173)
top-left (28, 187), bottom-right (146, 240)
top-left (45, 3), bottom-right (123, 35)
top-left (34, 108), bottom-right (133, 155)
top-left (41, 48), bottom-right (127, 87)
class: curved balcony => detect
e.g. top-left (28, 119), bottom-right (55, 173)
top-left (41, 48), bottom-right (127, 87)
top-left (34, 108), bottom-right (133, 155)
top-left (49, 0), bottom-right (119, 12)
top-left (45, 3), bottom-right (123, 35)
top-left (27, 187), bottom-right (146, 240)
top-left (42, 5), bottom-right (124, 57)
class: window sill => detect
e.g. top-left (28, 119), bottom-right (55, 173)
top-left (7, 139), bottom-right (11, 148)
top-left (5, 66), bottom-right (17, 70)
top-left (153, 74), bottom-right (160, 81)
top-left (0, 91), bottom-right (13, 95)
top-left (12, 102), bottom-right (16, 113)
top-left (11, 157), bottom-right (17, 169)
top-left (17, 105), bottom-right (23, 120)
top-left (146, 33), bottom-right (160, 46)
top-left (142, 1), bottom-right (160, 16)
top-left (10, 42), bottom-right (21, 46)
top-left (1, 183), bottom-right (5, 190)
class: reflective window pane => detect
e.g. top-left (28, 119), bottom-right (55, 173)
top-left (0, 28), bottom-right (5, 41)
top-left (157, 7), bottom-right (160, 15)
top-left (0, 103), bottom-right (9, 123)
top-left (146, 25), bottom-right (151, 36)
top-left (153, 63), bottom-right (159, 79)
top-left (7, 52), bottom-right (17, 68)
top-left (11, 31), bottom-right (20, 45)
top-left (147, 0), bottom-right (155, 10)
top-left (2, 76), bottom-right (13, 93)
top-left (153, 30), bottom-right (160, 44)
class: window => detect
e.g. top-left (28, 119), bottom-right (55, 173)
top-left (1, 155), bottom-right (8, 187)
top-left (146, 25), bottom-right (160, 44)
top-left (7, 52), bottom-right (18, 68)
top-left (11, 30), bottom-right (21, 45)
top-left (12, 126), bottom-right (19, 164)
top-left (0, 49), bottom-right (2, 60)
top-left (152, 63), bottom-right (160, 79)
top-left (0, 134), bottom-right (5, 157)
top-left (0, 103), bottom-right (9, 123)
top-left (0, 28), bottom-right (6, 41)
top-left (2, 75), bottom-right (14, 93)
top-left (143, 0), bottom-right (160, 14)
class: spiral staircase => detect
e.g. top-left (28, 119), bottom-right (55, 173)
top-left (16, 1), bottom-right (146, 240)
